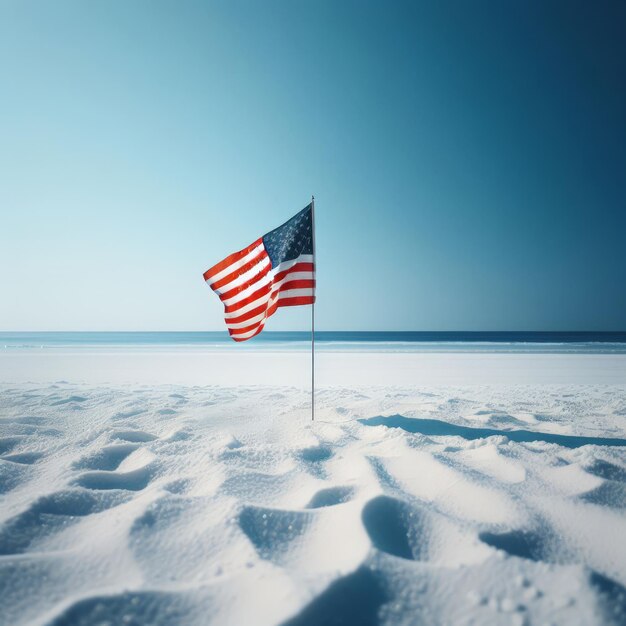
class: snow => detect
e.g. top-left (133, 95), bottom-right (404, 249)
top-left (1, 348), bottom-right (625, 625)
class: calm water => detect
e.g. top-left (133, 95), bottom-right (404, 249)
top-left (1, 332), bottom-right (626, 353)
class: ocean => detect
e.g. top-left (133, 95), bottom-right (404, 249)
top-left (2, 331), bottom-right (626, 353)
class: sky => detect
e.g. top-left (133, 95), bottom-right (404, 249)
top-left (1, 0), bottom-right (625, 331)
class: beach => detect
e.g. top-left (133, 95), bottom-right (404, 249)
top-left (4, 0), bottom-right (625, 623)
top-left (1, 339), bottom-right (626, 625)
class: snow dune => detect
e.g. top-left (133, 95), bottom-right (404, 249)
top-left (1, 350), bottom-right (625, 625)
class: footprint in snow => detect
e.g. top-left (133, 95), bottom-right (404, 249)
top-left (297, 445), bottom-right (333, 478)
top-left (73, 465), bottom-right (155, 492)
top-left (306, 486), bottom-right (355, 509)
top-left (581, 482), bottom-right (626, 508)
top-left (238, 505), bottom-right (313, 564)
top-left (0, 436), bottom-right (23, 455)
top-left (282, 566), bottom-right (387, 626)
top-left (2, 451), bottom-right (44, 465)
top-left (111, 430), bottom-right (158, 443)
top-left (478, 521), bottom-right (565, 564)
top-left (73, 444), bottom-right (139, 471)
top-left (585, 459), bottom-right (626, 483)
top-left (298, 445), bottom-right (333, 463)
top-left (72, 432), bottom-right (158, 492)
top-left (361, 494), bottom-right (429, 561)
top-left (0, 489), bottom-right (127, 555)
top-left (46, 590), bottom-right (200, 626)
top-left (111, 409), bottom-right (147, 421)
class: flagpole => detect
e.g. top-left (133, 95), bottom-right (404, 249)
top-left (311, 195), bottom-right (315, 422)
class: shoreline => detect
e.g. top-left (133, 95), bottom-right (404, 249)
top-left (2, 350), bottom-right (626, 386)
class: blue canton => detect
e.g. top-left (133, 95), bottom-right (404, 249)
top-left (262, 204), bottom-right (313, 269)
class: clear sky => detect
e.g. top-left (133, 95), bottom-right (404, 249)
top-left (1, 0), bottom-right (625, 331)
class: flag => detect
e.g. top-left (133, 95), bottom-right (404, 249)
top-left (203, 203), bottom-right (315, 341)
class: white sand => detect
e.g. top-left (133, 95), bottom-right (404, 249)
top-left (2, 347), bottom-right (625, 385)
top-left (1, 349), bottom-right (626, 625)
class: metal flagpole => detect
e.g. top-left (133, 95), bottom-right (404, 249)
top-left (311, 195), bottom-right (315, 421)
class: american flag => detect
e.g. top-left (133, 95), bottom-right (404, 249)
top-left (203, 203), bottom-right (315, 341)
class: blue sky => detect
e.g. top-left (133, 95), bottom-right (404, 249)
top-left (1, 0), bottom-right (625, 331)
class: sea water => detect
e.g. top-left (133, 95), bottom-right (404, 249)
top-left (2, 331), bottom-right (626, 353)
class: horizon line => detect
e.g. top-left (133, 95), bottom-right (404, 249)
top-left (2, 330), bottom-right (626, 335)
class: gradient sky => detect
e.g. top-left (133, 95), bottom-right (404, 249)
top-left (1, 0), bottom-right (625, 331)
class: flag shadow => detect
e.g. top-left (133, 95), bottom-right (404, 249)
top-left (358, 415), bottom-right (626, 449)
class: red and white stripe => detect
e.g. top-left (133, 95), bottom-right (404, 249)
top-left (204, 238), bottom-right (315, 341)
